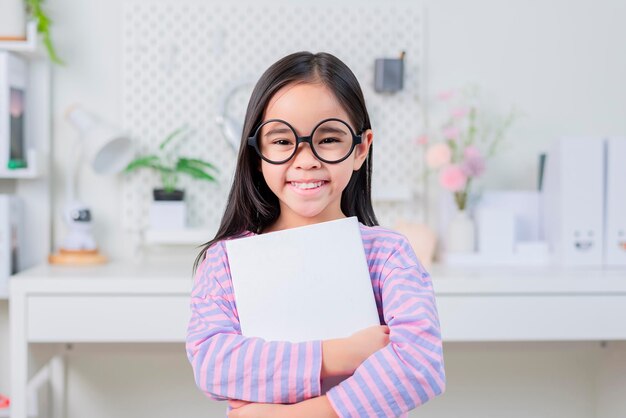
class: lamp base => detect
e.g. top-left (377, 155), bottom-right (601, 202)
top-left (48, 248), bottom-right (108, 265)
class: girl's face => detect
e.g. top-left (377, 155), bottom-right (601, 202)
top-left (259, 82), bottom-right (373, 232)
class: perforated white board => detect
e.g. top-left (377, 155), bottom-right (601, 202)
top-left (122, 1), bottom-right (426, 234)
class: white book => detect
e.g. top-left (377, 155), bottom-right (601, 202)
top-left (225, 216), bottom-right (380, 343)
top-left (0, 195), bottom-right (22, 291)
top-left (0, 51), bottom-right (28, 172)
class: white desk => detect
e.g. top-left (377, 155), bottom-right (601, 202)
top-left (9, 261), bottom-right (626, 418)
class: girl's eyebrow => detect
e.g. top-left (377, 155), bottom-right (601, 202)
top-left (263, 126), bottom-right (349, 136)
top-left (315, 126), bottom-right (348, 136)
top-left (263, 127), bottom-right (292, 136)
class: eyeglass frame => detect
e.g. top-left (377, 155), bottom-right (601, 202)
top-left (247, 117), bottom-right (363, 165)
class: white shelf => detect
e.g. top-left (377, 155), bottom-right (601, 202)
top-left (0, 21), bottom-right (38, 53)
top-left (371, 183), bottom-right (413, 202)
top-left (440, 251), bottom-right (550, 267)
top-left (0, 407), bottom-right (36, 417)
top-left (0, 404), bottom-right (38, 417)
top-left (144, 227), bottom-right (215, 245)
top-left (0, 149), bottom-right (42, 179)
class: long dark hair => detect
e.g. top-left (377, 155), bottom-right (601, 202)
top-left (193, 51), bottom-right (378, 274)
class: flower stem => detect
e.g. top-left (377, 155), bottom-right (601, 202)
top-left (454, 191), bottom-right (466, 211)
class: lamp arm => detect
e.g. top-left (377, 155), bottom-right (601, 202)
top-left (65, 136), bottom-right (85, 206)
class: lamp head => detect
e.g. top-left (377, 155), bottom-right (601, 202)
top-left (65, 104), bottom-right (134, 174)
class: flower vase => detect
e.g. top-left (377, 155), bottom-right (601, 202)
top-left (446, 209), bottom-right (475, 253)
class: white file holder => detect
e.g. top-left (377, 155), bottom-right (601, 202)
top-left (604, 136), bottom-right (626, 266)
top-left (542, 137), bottom-right (604, 266)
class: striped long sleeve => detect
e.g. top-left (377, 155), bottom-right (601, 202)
top-left (325, 233), bottom-right (446, 417)
top-left (186, 240), bottom-right (323, 404)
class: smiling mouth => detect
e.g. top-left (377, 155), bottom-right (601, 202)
top-left (289, 180), bottom-right (328, 190)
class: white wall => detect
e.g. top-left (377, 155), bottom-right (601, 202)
top-left (46, 0), bottom-right (626, 259)
top-left (2, 0), bottom-right (626, 416)
top-left (423, 0), bottom-right (626, 225)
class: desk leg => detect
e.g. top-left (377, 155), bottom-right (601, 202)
top-left (9, 286), bottom-right (27, 418)
top-left (50, 352), bottom-right (66, 418)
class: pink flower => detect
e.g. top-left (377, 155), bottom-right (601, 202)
top-left (425, 143), bottom-right (451, 169)
top-left (451, 107), bottom-right (470, 119)
top-left (439, 164), bottom-right (467, 192)
top-left (415, 134), bottom-right (429, 145)
top-left (437, 90), bottom-right (456, 101)
top-left (462, 146), bottom-right (486, 177)
top-left (442, 126), bottom-right (460, 140)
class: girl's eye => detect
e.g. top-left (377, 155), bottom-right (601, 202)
top-left (272, 139), bottom-right (293, 146)
top-left (320, 137), bottom-right (341, 144)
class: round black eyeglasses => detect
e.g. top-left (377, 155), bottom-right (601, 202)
top-left (247, 118), bottom-right (362, 164)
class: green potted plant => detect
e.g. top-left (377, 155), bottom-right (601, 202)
top-left (124, 124), bottom-right (219, 229)
top-left (26, 0), bottom-right (63, 64)
top-left (0, 0), bottom-right (63, 64)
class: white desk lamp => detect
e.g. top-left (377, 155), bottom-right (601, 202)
top-left (48, 105), bottom-right (134, 265)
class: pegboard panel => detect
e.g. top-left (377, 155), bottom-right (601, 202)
top-left (121, 1), bottom-right (425, 234)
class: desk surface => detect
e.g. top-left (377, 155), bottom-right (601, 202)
top-left (7, 260), bottom-right (626, 344)
top-left (7, 261), bottom-right (626, 296)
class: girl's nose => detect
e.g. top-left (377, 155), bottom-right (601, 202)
top-left (293, 142), bottom-right (321, 169)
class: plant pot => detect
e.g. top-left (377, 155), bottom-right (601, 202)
top-left (149, 189), bottom-right (186, 230)
top-left (0, 0), bottom-right (26, 40)
top-left (446, 209), bottom-right (475, 253)
top-left (153, 188), bottom-right (184, 201)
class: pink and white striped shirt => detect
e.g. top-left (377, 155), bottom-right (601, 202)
top-left (186, 223), bottom-right (446, 417)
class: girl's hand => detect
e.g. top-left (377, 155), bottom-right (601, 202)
top-left (229, 399), bottom-right (252, 409)
top-left (227, 400), bottom-right (287, 418)
top-left (347, 324), bottom-right (390, 366)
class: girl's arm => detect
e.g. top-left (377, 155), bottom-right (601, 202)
top-left (321, 337), bottom-right (359, 379)
top-left (323, 237), bottom-right (446, 418)
top-left (186, 241), bottom-right (365, 405)
top-left (187, 241), bottom-right (320, 404)
top-left (228, 395), bottom-right (339, 418)
top-left (288, 395), bottom-right (339, 418)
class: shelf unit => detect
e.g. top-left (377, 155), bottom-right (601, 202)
top-left (0, 22), bottom-right (52, 417)
top-left (0, 20), bottom-right (52, 298)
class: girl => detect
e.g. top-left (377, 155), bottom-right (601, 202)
top-left (186, 51), bottom-right (446, 418)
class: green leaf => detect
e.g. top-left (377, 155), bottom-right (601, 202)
top-left (124, 155), bottom-right (171, 173)
top-left (25, 0), bottom-right (64, 65)
top-left (178, 157), bottom-right (219, 172)
top-left (159, 125), bottom-right (189, 151)
top-left (175, 161), bottom-right (217, 182)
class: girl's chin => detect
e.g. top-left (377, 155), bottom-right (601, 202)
top-left (285, 204), bottom-right (332, 220)
top-left (292, 209), bottom-right (327, 219)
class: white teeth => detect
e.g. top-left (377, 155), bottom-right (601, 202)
top-left (291, 181), bottom-right (325, 190)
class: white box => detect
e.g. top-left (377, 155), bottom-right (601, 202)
top-left (476, 207), bottom-right (516, 256)
top-left (0, 51), bottom-right (28, 171)
top-left (479, 191), bottom-right (542, 241)
top-left (148, 200), bottom-right (186, 230)
top-left (604, 136), bottom-right (626, 266)
top-left (542, 138), bottom-right (604, 266)
top-left (0, 194), bottom-right (23, 288)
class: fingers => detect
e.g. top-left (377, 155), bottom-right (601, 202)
top-left (229, 399), bottom-right (252, 409)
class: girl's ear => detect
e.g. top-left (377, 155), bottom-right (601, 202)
top-left (353, 129), bottom-right (373, 171)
